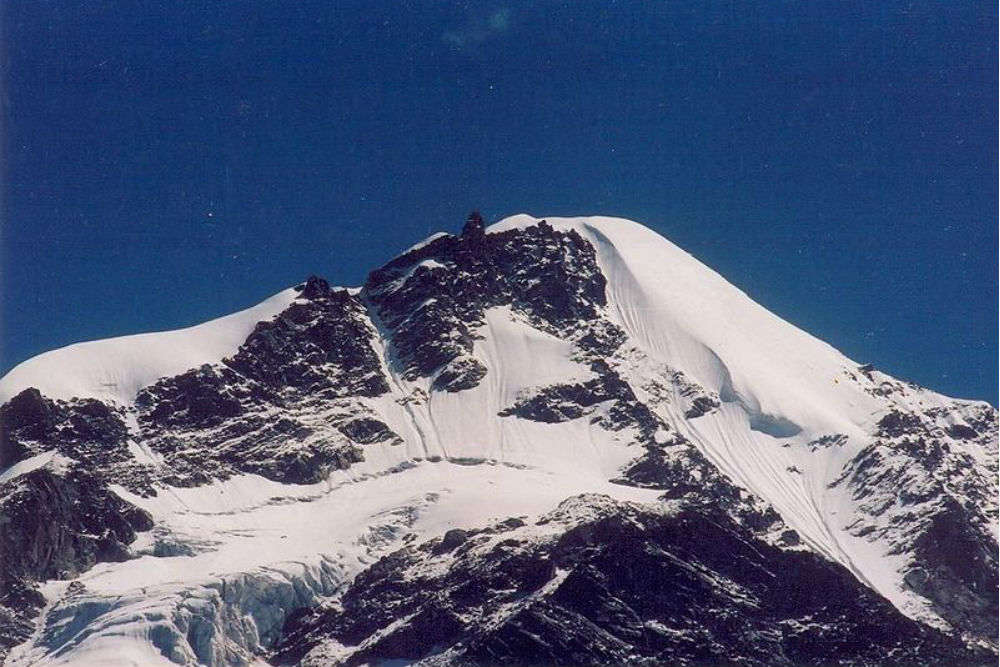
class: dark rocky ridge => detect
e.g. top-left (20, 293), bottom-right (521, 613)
top-left (499, 360), bottom-right (663, 444)
top-left (364, 219), bottom-right (611, 391)
top-left (132, 278), bottom-right (393, 487)
top-left (226, 276), bottom-right (389, 399)
top-left (272, 495), bottom-right (988, 667)
top-left (831, 400), bottom-right (999, 642)
top-left (0, 389), bottom-right (155, 660)
top-left (0, 388), bottom-right (133, 472)
top-left (0, 467), bottom-right (153, 584)
top-left (0, 580), bottom-right (45, 663)
top-left (0, 388), bottom-right (156, 584)
top-left (0, 460), bottom-right (153, 660)
top-left (615, 438), bottom-right (791, 540)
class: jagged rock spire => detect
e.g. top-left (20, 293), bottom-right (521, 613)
top-left (298, 274), bottom-right (332, 299)
top-left (461, 210), bottom-right (485, 238)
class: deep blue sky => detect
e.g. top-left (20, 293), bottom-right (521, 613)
top-left (3, 1), bottom-right (997, 403)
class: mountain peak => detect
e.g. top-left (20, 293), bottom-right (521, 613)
top-left (0, 213), bottom-right (995, 666)
top-left (295, 274), bottom-right (333, 300)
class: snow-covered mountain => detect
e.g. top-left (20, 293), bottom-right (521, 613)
top-left (0, 214), bottom-right (995, 666)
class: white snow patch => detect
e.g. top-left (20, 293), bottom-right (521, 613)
top-left (0, 450), bottom-right (72, 485)
top-left (0, 288), bottom-right (298, 405)
top-left (400, 231), bottom-right (449, 255)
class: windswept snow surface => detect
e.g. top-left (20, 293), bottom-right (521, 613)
top-left (491, 215), bottom-right (891, 436)
top-left (2, 215), bottom-right (994, 665)
top-left (0, 289), bottom-right (298, 405)
top-left (491, 214), bottom-right (993, 624)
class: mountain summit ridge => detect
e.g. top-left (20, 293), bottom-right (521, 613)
top-left (0, 214), bottom-right (995, 666)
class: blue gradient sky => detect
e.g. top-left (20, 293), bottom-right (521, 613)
top-left (3, 1), bottom-right (997, 403)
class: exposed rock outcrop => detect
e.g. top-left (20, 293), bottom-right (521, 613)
top-left (273, 496), bottom-right (987, 667)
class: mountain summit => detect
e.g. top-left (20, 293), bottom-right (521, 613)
top-left (0, 215), bottom-right (995, 666)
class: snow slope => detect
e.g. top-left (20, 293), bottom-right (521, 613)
top-left (493, 215), bottom-right (903, 437)
top-left (489, 214), bottom-right (994, 624)
top-left (0, 289), bottom-right (298, 405)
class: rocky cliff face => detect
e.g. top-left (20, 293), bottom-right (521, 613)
top-left (364, 218), bottom-right (612, 392)
top-left (273, 495), bottom-right (986, 667)
top-left (830, 385), bottom-right (998, 641)
top-left (0, 214), bottom-right (995, 666)
top-left (0, 390), bottom-right (154, 658)
top-left (133, 277), bottom-right (392, 488)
